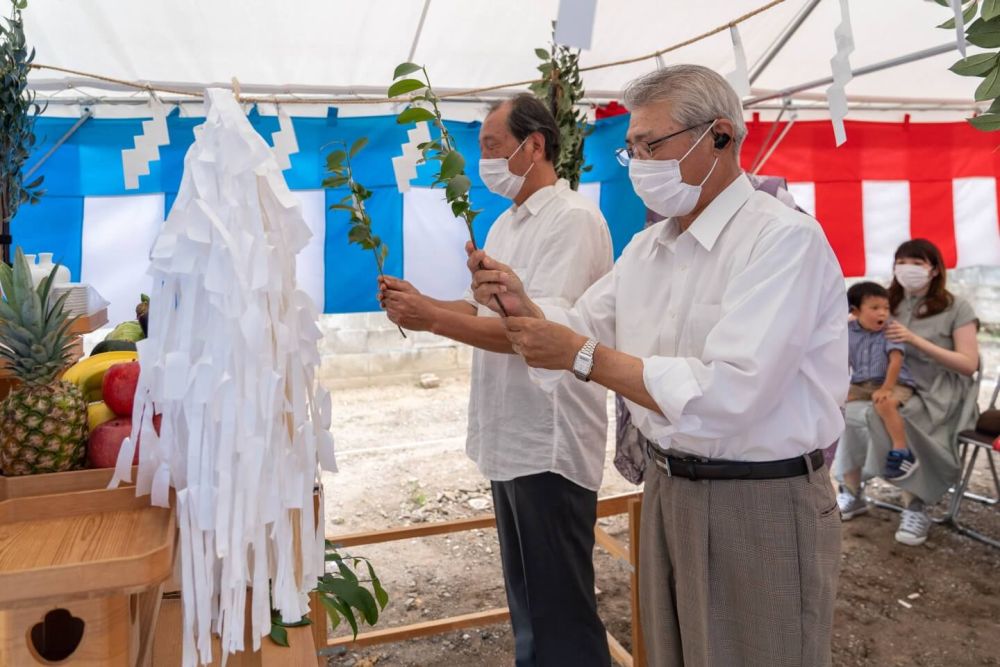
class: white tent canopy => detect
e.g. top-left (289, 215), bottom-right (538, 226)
top-left (24, 0), bottom-right (984, 120)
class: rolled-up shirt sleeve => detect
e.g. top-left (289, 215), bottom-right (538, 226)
top-left (640, 223), bottom-right (844, 441)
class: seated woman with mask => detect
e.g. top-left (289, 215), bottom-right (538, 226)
top-left (834, 239), bottom-right (980, 546)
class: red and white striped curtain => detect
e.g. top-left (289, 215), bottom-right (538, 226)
top-left (743, 118), bottom-right (1000, 278)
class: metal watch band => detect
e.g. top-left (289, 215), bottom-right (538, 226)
top-left (573, 338), bottom-right (599, 382)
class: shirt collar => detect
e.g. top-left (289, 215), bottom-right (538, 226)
top-left (654, 173), bottom-right (754, 253)
top-left (511, 178), bottom-right (569, 222)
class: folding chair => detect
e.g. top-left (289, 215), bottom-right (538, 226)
top-left (935, 376), bottom-right (1000, 548)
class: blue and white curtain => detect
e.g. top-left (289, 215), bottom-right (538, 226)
top-left (13, 111), bottom-right (645, 322)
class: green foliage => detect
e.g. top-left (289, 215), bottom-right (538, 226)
top-left (390, 62), bottom-right (482, 246)
top-left (323, 138), bottom-right (404, 336)
top-left (269, 541), bottom-right (389, 647)
top-left (528, 23), bottom-right (592, 190)
top-left (939, 1), bottom-right (1000, 131)
top-left (0, 0), bottom-right (45, 263)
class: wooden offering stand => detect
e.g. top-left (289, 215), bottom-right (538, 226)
top-left (0, 466), bottom-right (175, 666)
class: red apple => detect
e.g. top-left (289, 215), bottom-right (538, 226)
top-left (88, 418), bottom-right (135, 468)
top-left (86, 414), bottom-right (162, 469)
top-left (103, 361), bottom-right (140, 417)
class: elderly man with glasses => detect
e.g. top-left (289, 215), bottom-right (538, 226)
top-left (467, 65), bottom-right (848, 666)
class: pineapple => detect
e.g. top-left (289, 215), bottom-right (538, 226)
top-left (0, 248), bottom-right (87, 475)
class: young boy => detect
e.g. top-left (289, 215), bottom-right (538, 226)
top-left (847, 281), bottom-right (919, 481)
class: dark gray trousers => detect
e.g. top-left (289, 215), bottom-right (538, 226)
top-left (491, 472), bottom-right (611, 667)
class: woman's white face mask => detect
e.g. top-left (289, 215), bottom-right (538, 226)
top-left (894, 263), bottom-right (933, 292)
top-left (628, 121), bottom-right (718, 218)
top-left (479, 138), bottom-right (534, 200)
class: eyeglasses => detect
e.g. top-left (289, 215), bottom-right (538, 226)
top-left (615, 122), bottom-right (709, 167)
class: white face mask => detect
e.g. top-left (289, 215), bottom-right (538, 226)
top-left (894, 264), bottom-right (932, 292)
top-left (628, 122), bottom-right (718, 219)
top-left (479, 138), bottom-right (534, 200)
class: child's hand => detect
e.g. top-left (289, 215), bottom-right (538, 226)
top-left (872, 388), bottom-right (893, 405)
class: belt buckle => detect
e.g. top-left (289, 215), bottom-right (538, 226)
top-left (647, 440), bottom-right (672, 477)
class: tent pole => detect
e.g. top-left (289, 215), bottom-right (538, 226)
top-left (745, 41), bottom-right (966, 107)
top-left (748, 98), bottom-right (789, 173)
top-left (408, 0), bottom-right (432, 64)
top-left (24, 108), bottom-right (93, 180)
top-left (749, 0), bottom-right (822, 85)
top-left (752, 113), bottom-right (798, 174)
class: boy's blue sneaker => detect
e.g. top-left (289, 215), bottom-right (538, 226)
top-left (884, 448), bottom-right (919, 481)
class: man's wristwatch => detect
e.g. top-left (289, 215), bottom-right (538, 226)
top-left (572, 338), bottom-right (599, 382)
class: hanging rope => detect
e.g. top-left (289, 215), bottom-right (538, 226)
top-left (28, 0), bottom-right (788, 105)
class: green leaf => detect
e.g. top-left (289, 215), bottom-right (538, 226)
top-left (975, 62), bottom-right (1000, 99)
top-left (939, 1), bottom-right (979, 29)
top-left (967, 17), bottom-right (1000, 47)
top-left (329, 204), bottom-right (355, 213)
top-left (318, 578), bottom-right (379, 625)
top-left (348, 226), bottom-right (369, 244)
top-left (446, 174), bottom-right (471, 201)
top-left (349, 136), bottom-right (368, 158)
top-left (451, 200), bottom-right (469, 217)
top-left (326, 150), bottom-right (347, 166)
top-left (440, 150), bottom-right (465, 180)
top-left (317, 597), bottom-right (341, 632)
top-left (535, 48), bottom-right (550, 60)
top-left (388, 78), bottom-right (427, 98)
top-left (393, 62), bottom-right (423, 79)
top-left (396, 106), bottom-right (436, 125)
top-left (268, 624), bottom-right (289, 647)
top-left (968, 112), bottom-right (1000, 130)
top-left (322, 176), bottom-right (350, 189)
top-left (336, 559), bottom-right (359, 584)
top-left (986, 0), bottom-right (1000, 20)
top-left (366, 562), bottom-right (389, 608)
top-left (321, 595), bottom-right (357, 637)
top-left (950, 52), bottom-right (998, 76)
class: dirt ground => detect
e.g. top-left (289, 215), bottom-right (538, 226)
top-left (319, 374), bottom-right (1000, 667)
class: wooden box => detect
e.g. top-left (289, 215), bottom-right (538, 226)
top-left (0, 466), bottom-right (173, 666)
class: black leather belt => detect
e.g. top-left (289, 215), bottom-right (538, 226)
top-left (646, 441), bottom-right (824, 480)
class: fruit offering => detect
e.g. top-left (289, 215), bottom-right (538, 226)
top-left (0, 249), bottom-right (88, 475)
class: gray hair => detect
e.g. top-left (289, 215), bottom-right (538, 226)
top-left (623, 64), bottom-right (747, 152)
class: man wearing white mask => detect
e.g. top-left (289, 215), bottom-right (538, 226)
top-left (467, 66), bottom-right (847, 666)
top-left (379, 93), bottom-right (614, 666)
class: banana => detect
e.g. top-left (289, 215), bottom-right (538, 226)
top-left (62, 351), bottom-right (139, 399)
top-left (87, 401), bottom-right (117, 431)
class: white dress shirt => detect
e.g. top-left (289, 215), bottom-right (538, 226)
top-left (539, 174), bottom-right (848, 462)
top-left (465, 179), bottom-right (614, 491)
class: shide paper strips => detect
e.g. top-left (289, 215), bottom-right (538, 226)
top-left (110, 88), bottom-right (337, 666)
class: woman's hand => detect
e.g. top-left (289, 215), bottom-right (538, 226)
top-left (885, 321), bottom-right (915, 345)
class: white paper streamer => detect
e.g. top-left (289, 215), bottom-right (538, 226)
top-left (826, 0), bottom-right (855, 147)
top-left (112, 87), bottom-right (336, 666)
top-left (950, 0), bottom-right (967, 58)
top-left (271, 105), bottom-right (299, 171)
top-left (725, 24), bottom-right (751, 98)
top-left (122, 96), bottom-right (170, 189)
top-left (554, 0), bottom-right (597, 50)
top-left (391, 121), bottom-right (431, 193)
